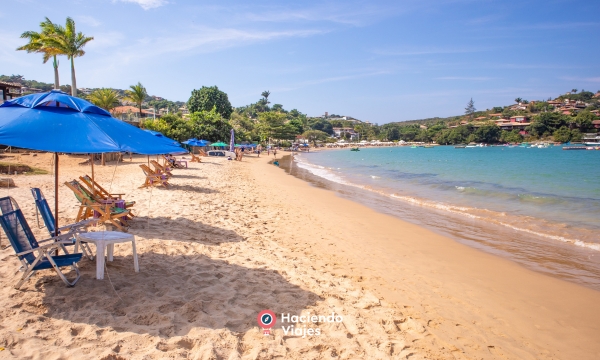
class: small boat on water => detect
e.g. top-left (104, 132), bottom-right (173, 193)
top-left (454, 144), bottom-right (466, 148)
top-left (424, 145), bottom-right (434, 148)
top-left (411, 145), bottom-right (417, 148)
top-left (350, 147), bottom-right (360, 151)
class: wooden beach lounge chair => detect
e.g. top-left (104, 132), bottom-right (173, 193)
top-left (79, 175), bottom-right (136, 209)
top-left (190, 153), bottom-right (202, 163)
top-left (150, 160), bottom-right (173, 178)
top-left (139, 164), bottom-right (169, 188)
top-left (163, 155), bottom-right (187, 169)
top-left (64, 180), bottom-right (131, 231)
top-left (0, 208), bottom-right (83, 289)
top-left (198, 149), bottom-right (208, 157)
top-left (29, 189), bottom-right (94, 260)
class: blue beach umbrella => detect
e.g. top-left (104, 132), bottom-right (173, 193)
top-left (182, 139), bottom-right (210, 147)
top-left (143, 129), bottom-right (180, 147)
top-left (0, 90), bottom-right (185, 234)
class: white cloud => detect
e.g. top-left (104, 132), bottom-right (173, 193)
top-left (274, 70), bottom-right (390, 92)
top-left (437, 76), bottom-right (494, 81)
top-left (114, 27), bottom-right (325, 63)
top-left (117, 0), bottom-right (168, 10)
top-left (372, 47), bottom-right (494, 56)
top-left (77, 15), bottom-right (101, 27)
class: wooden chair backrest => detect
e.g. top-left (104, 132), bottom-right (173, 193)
top-left (140, 164), bottom-right (159, 177)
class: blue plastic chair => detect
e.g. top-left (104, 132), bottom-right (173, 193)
top-left (0, 208), bottom-right (83, 289)
top-left (30, 188), bottom-right (94, 260)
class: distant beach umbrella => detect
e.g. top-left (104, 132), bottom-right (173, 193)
top-left (0, 90), bottom-right (185, 235)
top-left (210, 142), bottom-right (228, 147)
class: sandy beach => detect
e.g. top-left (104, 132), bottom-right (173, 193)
top-left (0, 151), bottom-right (598, 359)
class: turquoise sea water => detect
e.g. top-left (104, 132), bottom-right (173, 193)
top-left (286, 146), bottom-right (600, 290)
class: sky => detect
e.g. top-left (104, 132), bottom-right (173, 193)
top-left (1, 0), bottom-right (599, 123)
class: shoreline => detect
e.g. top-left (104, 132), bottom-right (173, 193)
top-left (0, 152), bottom-right (597, 358)
top-left (254, 153), bottom-right (600, 359)
top-left (283, 147), bottom-right (600, 290)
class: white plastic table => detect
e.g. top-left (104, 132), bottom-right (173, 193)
top-left (77, 231), bottom-right (139, 280)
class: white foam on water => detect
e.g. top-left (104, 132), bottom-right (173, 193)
top-left (294, 156), bottom-right (600, 253)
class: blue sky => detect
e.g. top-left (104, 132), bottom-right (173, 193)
top-left (2, 0), bottom-right (599, 123)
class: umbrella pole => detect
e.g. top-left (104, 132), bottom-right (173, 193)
top-left (54, 153), bottom-right (59, 237)
top-left (90, 154), bottom-right (95, 194)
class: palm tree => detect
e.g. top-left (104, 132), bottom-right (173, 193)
top-left (124, 82), bottom-right (148, 118)
top-left (261, 90), bottom-right (270, 103)
top-left (17, 18), bottom-right (62, 89)
top-left (514, 97), bottom-right (523, 104)
top-left (87, 88), bottom-right (120, 112)
top-left (571, 89), bottom-right (578, 94)
top-left (44, 17), bottom-right (93, 96)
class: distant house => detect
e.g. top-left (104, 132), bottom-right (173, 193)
top-left (489, 113), bottom-right (503, 118)
top-left (419, 125), bottom-right (428, 129)
top-left (21, 87), bottom-right (44, 94)
top-left (332, 127), bottom-right (358, 140)
top-left (78, 88), bottom-right (93, 95)
top-left (509, 115), bottom-right (528, 123)
top-left (594, 92), bottom-right (600, 99)
top-left (0, 81), bottom-right (22, 102)
top-left (592, 120), bottom-right (600, 129)
top-left (474, 116), bottom-right (487, 121)
top-left (112, 105), bottom-right (159, 121)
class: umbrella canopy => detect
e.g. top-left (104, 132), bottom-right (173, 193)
top-left (183, 139), bottom-right (210, 147)
top-left (210, 142), bottom-right (228, 147)
top-left (0, 90), bottom-right (184, 155)
top-left (143, 129), bottom-right (180, 147)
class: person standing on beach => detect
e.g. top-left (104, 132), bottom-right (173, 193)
top-left (273, 148), bottom-right (277, 158)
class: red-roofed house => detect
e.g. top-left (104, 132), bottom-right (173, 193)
top-left (592, 120), bottom-right (600, 129)
top-left (510, 115), bottom-right (528, 123)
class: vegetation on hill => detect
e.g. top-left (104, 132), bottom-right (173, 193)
top-left (4, 71), bottom-right (598, 145)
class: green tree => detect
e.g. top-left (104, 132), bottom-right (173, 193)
top-left (475, 124), bottom-right (501, 143)
top-left (188, 86), bottom-right (233, 119)
top-left (87, 88), bottom-right (120, 112)
top-left (124, 82), bottom-right (148, 117)
top-left (189, 108), bottom-right (232, 142)
top-left (287, 118), bottom-right (304, 135)
top-left (261, 90), bottom-right (270, 104)
top-left (465, 98), bottom-right (476, 119)
top-left (257, 111), bottom-right (293, 142)
top-left (514, 97), bottom-right (523, 104)
top-left (528, 112), bottom-right (568, 137)
top-left (302, 130), bottom-right (329, 145)
top-left (500, 130), bottom-right (523, 143)
top-left (17, 18), bottom-right (63, 89)
top-left (43, 17), bottom-right (93, 96)
top-left (308, 118), bottom-right (334, 135)
top-left (143, 114), bottom-right (194, 142)
top-left (553, 126), bottom-right (571, 143)
top-left (574, 110), bottom-right (596, 132)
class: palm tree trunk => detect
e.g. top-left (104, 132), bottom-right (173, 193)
top-left (53, 56), bottom-right (60, 90)
top-left (70, 57), bottom-right (77, 96)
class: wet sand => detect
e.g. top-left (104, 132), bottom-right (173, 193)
top-left (0, 152), bottom-right (598, 359)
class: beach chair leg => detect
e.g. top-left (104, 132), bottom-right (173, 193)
top-left (15, 269), bottom-right (36, 289)
top-left (47, 255), bottom-right (81, 287)
top-left (131, 238), bottom-right (139, 272)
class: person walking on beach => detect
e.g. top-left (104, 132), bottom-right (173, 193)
top-left (273, 148), bottom-right (277, 158)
